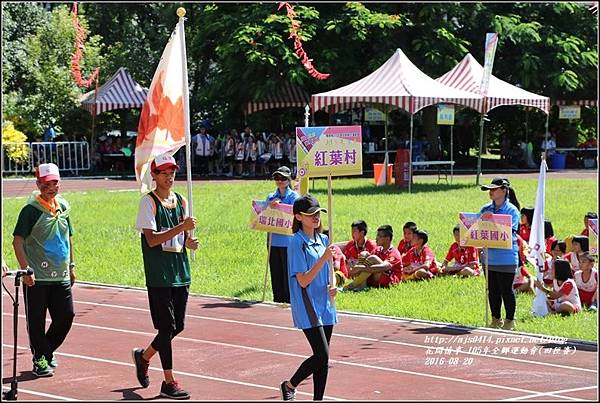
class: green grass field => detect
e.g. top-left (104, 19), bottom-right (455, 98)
top-left (2, 176), bottom-right (598, 341)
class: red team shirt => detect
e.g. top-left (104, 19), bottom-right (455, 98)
top-left (444, 242), bottom-right (480, 275)
top-left (343, 239), bottom-right (378, 265)
top-left (402, 245), bottom-right (439, 275)
top-left (397, 239), bottom-right (413, 256)
top-left (519, 225), bottom-right (531, 242)
top-left (367, 246), bottom-right (402, 287)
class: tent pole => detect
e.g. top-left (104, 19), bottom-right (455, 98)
top-left (450, 124), bottom-right (454, 184)
top-left (90, 71), bottom-right (100, 172)
top-left (525, 108), bottom-right (529, 144)
top-left (476, 113), bottom-right (485, 185)
top-left (543, 112), bottom-right (550, 161)
top-left (409, 114), bottom-right (414, 193)
top-left (383, 104), bottom-right (389, 185)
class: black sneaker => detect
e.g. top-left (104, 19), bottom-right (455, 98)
top-left (132, 348), bottom-right (150, 388)
top-left (280, 381), bottom-right (296, 401)
top-left (160, 380), bottom-right (190, 400)
top-left (32, 356), bottom-right (54, 377)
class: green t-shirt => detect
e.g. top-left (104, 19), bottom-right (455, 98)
top-left (140, 192), bottom-right (191, 287)
top-left (13, 193), bottom-right (73, 284)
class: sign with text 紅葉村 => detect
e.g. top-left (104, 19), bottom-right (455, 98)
top-left (589, 218), bottom-right (598, 255)
top-left (249, 200), bottom-right (293, 235)
top-left (459, 212), bottom-right (512, 249)
top-left (296, 126), bottom-right (362, 178)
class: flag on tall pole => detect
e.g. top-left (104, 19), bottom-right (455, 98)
top-left (529, 159), bottom-right (550, 317)
top-left (135, 10), bottom-right (190, 194)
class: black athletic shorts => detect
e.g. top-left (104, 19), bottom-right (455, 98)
top-left (147, 286), bottom-right (189, 331)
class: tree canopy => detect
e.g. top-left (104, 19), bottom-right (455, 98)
top-left (1, 2), bottom-right (597, 142)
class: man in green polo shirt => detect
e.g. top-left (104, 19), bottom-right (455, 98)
top-left (133, 153), bottom-right (198, 400)
top-left (12, 163), bottom-right (76, 378)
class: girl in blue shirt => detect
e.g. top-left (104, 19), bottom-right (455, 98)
top-left (480, 177), bottom-right (521, 331)
top-left (280, 194), bottom-right (337, 401)
top-left (265, 166), bottom-right (299, 303)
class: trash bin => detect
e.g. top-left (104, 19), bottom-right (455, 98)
top-left (374, 163), bottom-right (394, 186)
top-left (549, 153), bottom-right (566, 170)
top-left (394, 148), bottom-right (411, 189)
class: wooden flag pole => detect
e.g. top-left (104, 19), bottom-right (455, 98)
top-left (261, 233), bottom-right (273, 302)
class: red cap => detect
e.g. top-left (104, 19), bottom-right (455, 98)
top-left (35, 163), bottom-right (60, 182)
top-left (151, 153), bottom-right (180, 172)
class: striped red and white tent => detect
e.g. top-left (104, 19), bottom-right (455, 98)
top-left (436, 53), bottom-right (550, 114)
top-left (244, 82), bottom-right (310, 116)
top-left (311, 48), bottom-right (483, 114)
top-left (80, 67), bottom-right (148, 115)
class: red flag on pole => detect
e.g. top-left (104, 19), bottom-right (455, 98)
top-left (135, 20), bottom-right (188, 193)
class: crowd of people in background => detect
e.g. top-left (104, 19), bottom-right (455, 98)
top-left (186, 124), bottom-right (298, 178)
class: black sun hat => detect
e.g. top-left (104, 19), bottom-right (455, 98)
top-left (272, 166), bottom-right (293, 182)
top-left (293, 194), bottom-right (328, 216)
top-left (480, 177), bottom-right (510, 191)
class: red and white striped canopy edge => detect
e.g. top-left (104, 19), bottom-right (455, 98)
top-left (244, 82), bottom-right (310, 115)
top-left (312, 48), bottom-right (482, 114)
top-left (437, 53), bottom-right (550, 114)
top-left (80, 67), bottom-right (148, 115)
top-left (553, 99), bottom-right (598, 107)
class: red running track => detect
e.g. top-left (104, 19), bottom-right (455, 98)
top-left (2, 282), bottom-right (598, 401)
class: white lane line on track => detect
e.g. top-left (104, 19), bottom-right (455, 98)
top-left (1, 385), bottom-right (75, 401)
top-left (1, 313), bottom-right (570, 397)
top-left (1, 344), bottom-right (344, 401)
top-left (71, 299), bottom-right (597, 374)
top-left (503, 385), bottom-right (598, 401)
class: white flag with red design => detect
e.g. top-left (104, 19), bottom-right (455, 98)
top-left (135, 20), bottom-right (188, 193)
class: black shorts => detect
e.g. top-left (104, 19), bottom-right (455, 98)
top-left (147, 286), bottom-right (189, 331)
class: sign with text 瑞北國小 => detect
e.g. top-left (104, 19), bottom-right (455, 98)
top-left (248, 201), bottom-right (293, 235)
top-left (459, 212), bottom-right (512, 249)
top-left (437, 104), bottom-right (455, 125)
top-left (296, 126), bottom-right (362, 178)
top-left (589, 218), bottom-right (598, 255)
top-left (558, 106), bottom-right (581, 120)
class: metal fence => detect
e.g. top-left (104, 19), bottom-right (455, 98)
top-left (2, 141), bottom-right (90, 175)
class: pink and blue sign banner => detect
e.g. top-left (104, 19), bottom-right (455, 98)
top-left (296, 126), bottom-right (362, 178)
top-left (459, 212), bottom-right (512, 249)
top-left (249, 201), bottom-right (294, 235)
top-left (589, 218), bottom-right (598, 255)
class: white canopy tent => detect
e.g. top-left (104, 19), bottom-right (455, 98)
top-left (312, 48), bottom-right (483, 191)
top-left (436, 53), bottom-right (550, 182)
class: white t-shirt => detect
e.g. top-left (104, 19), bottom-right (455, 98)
top-left (574, 268), bottom-right (598, 293)
top-left (136, 192), bottom-right (189, 233)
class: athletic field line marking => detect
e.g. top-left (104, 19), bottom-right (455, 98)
top-left (1, 344), bottom-right (344, 401)
top-left (71, 299), bottom-right (597, 374)
top-left (1, 385), bottom-right (76, 401)
top-left (2, 313), bottom-right (563, 397)
top-left (503, 385), bottom-right (597, 401)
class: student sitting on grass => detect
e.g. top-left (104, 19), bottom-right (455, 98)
top-left (439, 224), bottom-right (480, 277)
top-left (519, 207), bottom-right (534, 243)
top-left (341, 220), bottom-right (377, 269)
top-left (512, 236), bottom-right (534, 293)
top-left (564, 235), bottom-right (589, 272)
top-left (581, 212), bottom-right (598, 236)
top-left (534, 259), bottom-right (581, 315)
top-left (542, 240), bottom-right (566, 286)
top-left (343, 225), bottom-right (402, 290)
top-left (397, 221), bottom-right (417, 258)
top-left (401, 229), bottom-right (439, 281)
top-left (574, 252), bottom-right (598, 311)
top-left (544, 220), bottom-right (557, 254)
top-left (322, 230), bottom-right (349, 288)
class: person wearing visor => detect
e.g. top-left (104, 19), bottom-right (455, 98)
top-left (12, 163), bottom-right (76, 378)
top-left (265, 166), bottom-right (299, 303)
top-left (133, 153), bottom-right (199, 399)
top-left (280, 194), bottom-right (337, 401)
top-left (479, 177), bottom-right (521, 331)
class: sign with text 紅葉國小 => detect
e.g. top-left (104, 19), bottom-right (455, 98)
top-left (558, 105), bottom-right (581, 120)
top-left (249, 200), bottom-right (294, 235)
top-left (589, 218), bottom-right (598, 255)
top-left (437, 104), bottom-right (455, 125)
top-left (459, 212), bottom-right (512, 249)
top-left (296, 126), bottom-right (362, 178)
